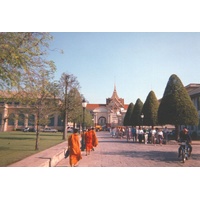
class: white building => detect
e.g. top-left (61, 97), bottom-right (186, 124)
top-left (86, 85), bottom-right (129, 128)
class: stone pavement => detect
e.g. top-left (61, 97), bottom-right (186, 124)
top-left (56, 131), bottom-right (200, 167)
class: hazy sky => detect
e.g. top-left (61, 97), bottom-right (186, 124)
top-left (48, 32), bottom-right (200, 105)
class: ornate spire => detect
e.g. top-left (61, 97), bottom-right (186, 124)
top-left (111, 84), bottom-right (119, 100)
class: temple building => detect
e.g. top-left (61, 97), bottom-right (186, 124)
top-left (86, 85), bottom-right (129, 128)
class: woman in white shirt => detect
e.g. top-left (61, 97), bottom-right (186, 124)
top-left (150, 127), bottom-right (157, 144)
top-left (138, 126), bottom-right (144, 143)
top-left (157, 129), bottom-right (164, 145)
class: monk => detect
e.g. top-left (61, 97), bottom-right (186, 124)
top-left (91, 127), bottom-right (98, 150)
top-left (85, 128), bottom-right (93, 156)
top-left (68, 129), bottom-right (82, 167)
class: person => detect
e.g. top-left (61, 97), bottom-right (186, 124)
top-left (91, 127), bottom-right (98, 150)
top-left (157, 128), bottom-right (164, 145)
top-left (68, 128), bottom-right (82, 167)
top-left (111, 127), bottom-right (116, 137)
top-left (85, 128), bottom-right (93, 155)
top-left (135, 127), bottom-right (139, 142)
top-left (178, 127), bottom-right (192, 157)
top-left (131, 126), bottom-right (136, 142)
top-left (138, 126), bottom-right (144, 143)
top-left (163, 126), bottom-right (169, 142)
top-left (125, 126), bottom-right (131, 142)
top-left (144, 129), bottom-right (148, 144)
top-left (150, 126), bottom-right (156, 144)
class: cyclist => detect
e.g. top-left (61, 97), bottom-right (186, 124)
top-left (178, 127), bottom-right (192, 158)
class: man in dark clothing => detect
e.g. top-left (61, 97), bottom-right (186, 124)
top-left (178, 128), bottom-right (192, 157)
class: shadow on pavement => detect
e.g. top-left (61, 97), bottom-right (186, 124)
top-left (102, 150), bottom-right (180, 163)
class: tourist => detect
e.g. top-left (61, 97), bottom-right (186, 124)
top-left (150, 126), bottom-right (156, 144)
top-left (138, 126), bottom-right (144, 143)
top-left (125, 126), bottom-right (131, 141)
top-left (163, 126), bottom-right (169, 142)
top-left (131, 126), bottom-right (137, 142)
top-left (157, 128), bottom-right (164, 145)
top-left (144, 129), bottom-right (148, 144)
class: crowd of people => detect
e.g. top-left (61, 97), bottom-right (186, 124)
top-left (110, 126), bottom-right (170, 145)
top-left (67, 127), bottom-right (98, 167)
top-left (110, 126), bottom-right (193, 158)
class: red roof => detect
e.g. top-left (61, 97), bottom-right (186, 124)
top-left (87, 104), bottom-right (106, 110)
top-left (87, 103), bottom-right (129, 111)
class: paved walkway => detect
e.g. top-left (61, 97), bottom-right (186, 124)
top-left (56, 131), bottom-right (200, 167)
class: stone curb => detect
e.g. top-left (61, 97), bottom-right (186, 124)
top-left (8, 141), bottom-right (68, 167)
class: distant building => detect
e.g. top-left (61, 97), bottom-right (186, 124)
top-left (186, 84), bottom-right (200, 136)
top-left (87, 85), bottom-right (129, 129)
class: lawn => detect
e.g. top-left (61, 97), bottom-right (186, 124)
top-left (0, 131), bottom-right (68, 167)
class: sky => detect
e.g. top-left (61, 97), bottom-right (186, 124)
top-left (48, 32), bottom-right (200, 105)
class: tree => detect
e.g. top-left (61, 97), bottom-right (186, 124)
top-left (84, 109), bottom-right (94, 128)
top-left (142, 90), bottom-right (159, 126)
top-left (15, 69), bottom-right (59, 150)
top-left (68, 88), bottom-right (83, 127)
top-left (123, 102), bottom-right (134, 126)
top-left (158, 74), bottom-right (199, 139)
top-left (130, 98), bottom-right (143, 126)
top-left (0, 32), bottom-right (56, 89)
top-left (58, 73), bottom-right (80, 140)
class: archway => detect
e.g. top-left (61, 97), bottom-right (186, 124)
top-left (98, 116), bottom-right (106, 126)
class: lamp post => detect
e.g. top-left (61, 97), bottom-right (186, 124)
top-left (81, 98), bottom-right (87, 151)
top-left (141, 113), bottom-right (144, 128)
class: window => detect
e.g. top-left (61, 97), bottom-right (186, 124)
top-left (18, 114), bottom-right (25, 126)
top-left (8, 113), bottom-right (15, 125)
top-left (28, 114), bottom-right (35, 126)
top-left (57, 116), bottom-right (63, 126)
top-left (48, 116), bottom-right (55, 126)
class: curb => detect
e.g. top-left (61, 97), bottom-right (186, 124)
top-left (8, 141), bottom-right (68, 167)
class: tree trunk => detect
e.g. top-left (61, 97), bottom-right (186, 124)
top-left (35, 130), bottom-right (39, 150)
top-left (62, 111), bottom-right (67, 140)
top-left (175, 124), bottom-right (180, 141)
top-left (35, 112), bottom-right (40, 150)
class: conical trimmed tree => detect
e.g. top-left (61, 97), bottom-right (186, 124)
top-left (123, 102), bottom-right (134, 126)
top-left (158, 74), bottom-right (199, 138)
top-left (131, 98), bottom-right (143, 126)
top-left (142, 90), bottom-right (159, 126)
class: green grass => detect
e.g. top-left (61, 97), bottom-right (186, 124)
top-left (0, 131), bottom-right (67, 167)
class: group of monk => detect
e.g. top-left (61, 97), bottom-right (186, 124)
top-left (84, 127), bottom-right (98, 156)
top-left (67, 127), bottom-right (98, 167)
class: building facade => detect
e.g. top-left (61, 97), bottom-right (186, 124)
top-left (0, 98), bottom-right (63, 132)
top-left (186, 84), bottom-right (200, 137)
top-left (87, 85), bottom-right (129, 129)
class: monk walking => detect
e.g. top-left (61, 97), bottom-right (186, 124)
top-left (85, 128), bottom-right (93, 156)
top-left (68, 129), bottom-right (82, 167)
top-left (91, 127), bottom-right (98, 150)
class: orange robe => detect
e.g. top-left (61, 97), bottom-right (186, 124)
top-left (85, 130), bottom-right (93, 152)
top-left (68, 133), bottom-right (82, 166)
top-left (92, 130), bottom-right (98, 147)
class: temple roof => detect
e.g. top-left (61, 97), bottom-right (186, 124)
top-left (111, 84), bottom-right (120, 100)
